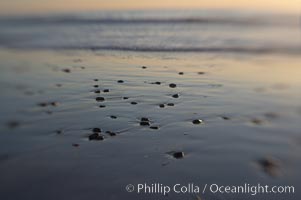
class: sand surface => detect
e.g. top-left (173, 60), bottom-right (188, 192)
top-left (0, 50), bottom-right (300, 200)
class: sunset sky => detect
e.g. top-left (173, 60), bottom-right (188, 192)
top-left (0, 0), bottom-right (300, 15)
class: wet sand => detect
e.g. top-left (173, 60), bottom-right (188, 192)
top-left (0, 50), bottom-right (300, 200)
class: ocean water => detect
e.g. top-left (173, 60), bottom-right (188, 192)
top-left (0, 10), bottom-right (300, 54)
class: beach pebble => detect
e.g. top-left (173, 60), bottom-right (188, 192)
top-left (38, 102), bottom-right (48, 107)
top-left (257, 157), bottom-right (280, 176)
top-left (94, 79), bottom-right (98, 81)
top-left (103, 89), bottom-right (110, 93)
top-left (198, 72), bottom-right (205, 75)
top-left (172, 94), bottom-right (179, 98)
top-left (50, 101), bottom-right (59, 106)
top-left (62, 69), bottom-right (71, 73)
top-left (88, 133), bottom-right (104, 141)
top-left (99, 105), bottom-right (106, 108)
top-left (92, 128), bottom-right (101, 133)
top-left (142, 66), bottom-right (147, 69)
top-left (167, 103), bottom-right (174, 106)
top-left (110, 115), bottom-right (117, 119)
top-left (151, 81), bottom-right (161, 85)
top-left (150, 126), bottom-right (159, 130)
top-left (141, 117), bottom-right (149, 122)
top-left (93, 85), bottom-right (99, 88)
top-left (178, 72), bottom-right (184, 75)
top-left (140, 121), bottom-right (150, 126)
top-left (96, 97), bottom-right (105, 102)
top-left (56, 84), bottom-right (62, 87)
top-left (94, 90), bottom-right (101, 94)
top-left (221, 116), bottom-right (230, 120)
top-left (106, 131), bottom-right (117, 136)
top-left (159, 104), bottom-right (165, 108)
top-left (117, 80), bottom-right (124, 83)
top-left (123, 97), bottom-right (129, 100)
top-left (192, 119), bottom-right (203, 125)
top-left (131, 102), bottom-right (137, 105)
top-left (251, 118), bottom-right (264, 125)
top-left (173, 151), bottom-right (185, 159)
top-left (169, 83), bottom-right (177, 88)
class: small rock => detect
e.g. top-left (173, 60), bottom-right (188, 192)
top-left (169, 83), bottom-right (177, 88)
top-left (62, 69), bottom-right (71, 73)
top-left (96, 97), bottom-right (105, 102)
top-left (93, 85), bottom-right (99, 88)
top-left (94, 79), bottom-right (98, 81)
top-left (178, 72), bottom-right (184, 75)
top-left (141, 117), bottom-right (149, 122)
top-left (56, 84), bottom-right (62, 87)
top-left (192, 119), bottom-right (203, 125)
top-left (251, 118), bottom-right (263, 125)
top-left (173, 151), bottom-right (185, 159)
top-left (94, 90), bottom-right (101, 94)
top-left (110, 115), bottom-right (117, 119)
top-left (103, 89), bottom-right (110, 93)
top-left (140, 121), bottom-right (150, 126)
top-left (92, 128), bottom-right (101, 133)
top-left (50, 102), bottom-right (59, 106)
top-left (221, 116), bottom-right (230, 120)
top-left (123, 97), bottom-right (129, 100)
top-left (159, 104), bottom-right (165, 108)
top-left (72, 143), bottom-right (80, 147)
top-left (131, 102), bottom-right (137, 105)
top-left (167, 103), bottom-right (174, 106)
top-left (142, 66), bottom-right (147, 69)
top-left (88, 133), bottom-right (104, 141)
top-left (172, 94), bottom-right (179, 98)
top-left (198, 72), bottom-right (205, 75)
top-left (99, 105), bottom-right (106, 108)
top-left (106, 131), bottom-right (117, 136)
top-left (117, 80), bottom-right (124, 83)
top-left (56, 130), bottom-right (63, 134)
top-left (38, 102), bottom-right (48, 107)
top-left (150, 126), bottom-right (159, 130)
top-left (151, 81), bottom-right (161, 85)
top-left (257, 157), bottom-right (280, 176)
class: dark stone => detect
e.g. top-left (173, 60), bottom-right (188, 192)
top-left (221, 116), bottom-right (230, 120)
top-left (106, 131), bottom-right (117, 136)
top-left (88, 133), bottom-right (104, 141)
top-left (192, 119), bottom-right (203, 125)
top-left (159, 104), bottom-right (165, 108)
top-left (123, 97), bottom-right (129, 100)
top-left (172, 94), bottom-right (179, 98)
top-left (131, 102), bottom-right (137, 105)
top-left (99, 105), bottom-right (106, 108)
top-left (167, 103), bottom-right (174, 106)
top-left (141, 117), bottom-right (149, 122)
top-left (173, 151), bottom-right (184, 159)
top-left (103, 89), bottom-right (110, 93)
top-left (94, 90), bottom-right (101, 94)
top-left (62, 69), bottom-right (71, 73)
top-left (56, 130), bottom-right (63, 134)
top-left (140, 121), bottom-right (150, 126)
top-left (92, 128), bottom-right (101, 133)
top-left (93, 85), bottom-right (99, 88)
top-left (117, 80), bottom-right (124, 83)
top-left (72, 143), bottom-right (80, 147)
top-left (169, 83), bottom-right (177, 88)
top-left (56, 84), bottom-right (62, 87)
top-left (198, 72), bottom-right (205, 75)
top-left (178, 72), bottom-right (184, 75)
top-left (38, 102), bottom-right (48, 107)
top-left (251, 118), bottom-right (263, 125)
top-left (151, 81), bottom-right (161, 85)
top-left (110, 115), bottom-right (117, 119)
top-left (142, 66), bottom-right (147, 69)
top-left (50, 102), bottom-right (59, 106)
top-left (96, 97), bottom-right (105, 102)
top-left (258, 157), bottom-right (280, 176)
top-left (94, 79), bottom-right (98, 81)
top-left (150, 126), bottom-right (159, 130)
